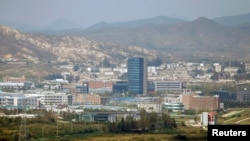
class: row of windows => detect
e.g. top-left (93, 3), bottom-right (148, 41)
top-left (156, 84), bottom-right (182, 86)
top-left (44, 99), bottom-right (67, 101)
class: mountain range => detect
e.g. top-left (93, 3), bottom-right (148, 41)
top-left (1, 13), bottom-right (250, 66)
top-left (0, 25), bottom-right (160, 65)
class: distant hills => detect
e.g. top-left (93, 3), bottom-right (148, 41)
top-left (1, 13), bottom-right (250, 64)
top-left (213, 13), bottom-right (250, 26)
top-left (0, 25), bottom-right (160, 64)
top-left (86, 16), bottom-right (187, 31)
top-left (1, 13), bottom-right (250, 32)
top-left (74, 16), bottom-right (250, 62)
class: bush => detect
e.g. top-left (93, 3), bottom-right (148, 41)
top-left (174, 134), bottom-right (187, 140)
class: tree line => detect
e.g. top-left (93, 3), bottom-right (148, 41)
top-left (108, 109), bottom-right (176, 133)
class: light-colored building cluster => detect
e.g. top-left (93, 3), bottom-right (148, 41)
top-left (0, 91), bottom-right (101, 109)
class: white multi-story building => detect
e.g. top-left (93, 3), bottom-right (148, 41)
top-left (40, 92), bottom-right (68, 105)
top-left (154, 80), bottom-right (184, 92)
top-left (213, 63), bottom-right (221, 73)
top-left (0, 92), bottom-right (39, 109)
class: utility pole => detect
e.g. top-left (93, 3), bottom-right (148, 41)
top-left (19, 100), bottom-right (27, 141)
top-left (57, 123), bottom-right (58, 137)
top-left (156, 94), bottom-right (163, 133)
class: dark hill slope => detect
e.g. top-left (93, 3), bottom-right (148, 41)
top-left (80, 17), bottom-right (250, 62)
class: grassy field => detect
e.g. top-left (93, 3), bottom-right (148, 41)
top-left (74, 133), bottom-right (207, 141)
top-left (1, 108), bottom-right (249, 141)
top-left (217, 108), bottom-right (250, 125)
top-left (0, 119), bottom-right (207, 141)
top-left (38, 127), bottom-right (207, 141)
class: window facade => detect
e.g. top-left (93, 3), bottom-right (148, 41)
top-left (127, 57), bottom-right (147, 95)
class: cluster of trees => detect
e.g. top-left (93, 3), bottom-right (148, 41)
top-left (108, 110), bottom-right (176, 133)
top-left (0, 109), bottom-right (177, 140)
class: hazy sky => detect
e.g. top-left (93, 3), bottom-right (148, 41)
top-left (1, 0), bottom-right (250, 27)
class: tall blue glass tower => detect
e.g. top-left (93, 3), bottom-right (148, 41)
top-left (127, 57), bottom-right (147, 95)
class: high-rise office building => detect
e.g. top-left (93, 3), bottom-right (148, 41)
top-left (127, 57), bottom-right (147, 95)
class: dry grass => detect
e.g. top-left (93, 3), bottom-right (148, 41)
top-left (71, 132), bottom-right (207, 141)
top-left (217, 108), bottom-right (250, 125)
top-left (77, 134), bottom-right (174, 141)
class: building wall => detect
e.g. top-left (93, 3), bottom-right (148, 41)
top-left (213, 63), bottom-right (221, 73)
top-left (76, 83), bottom-right (89, 94)
top-left (112, 81), bottom-right (128, 94)
top-left (81, 112), bottom-right (140, 122)
top-left (127, 57), bottom-right (147, 95)
top-left (88, 81), bottom-right (114, 89)
top-left (182, 94), bottom-right (220, 111)
top-left (200, 112), bottom-right (208, 126)
top-left (154, 80), bottom-right (184, 92)
top-left (0, 93), bottom-right (39, 108)
top-left (138, 103), bottom-right (161, 113)
top-left (212, 91), bottom-right (237, 102)
top-left (237, 90), bottom-right (250, 102)
top-left (74, 94), bottom-right (101, 105)
top-left (163, 103), bottom-right (184, 112)
top-left (42, 93), bottom-right (68, 105)
top-left (0, 82), bottom-right (24, 90)
top-left (3, 75), bottom-right (26, 83)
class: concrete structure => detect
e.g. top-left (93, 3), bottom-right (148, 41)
top-left (43, 79), bottom-right (69, 91)
top-left (112, 81), bottom-right (128, 94)
top-left (0, 92), bottom-right (39, 109)
top-left (87, 80), bottom-right (114, 93)
top-left (163, 103), bottom-right (184, 112)
top-left (181, 94), bottom-right (220, 111)
top-left (74, 94), bottom-right (101, 105)
top-left (224, 67), bottom-right (240, 77)
top-left (212, 90), bottom-right (237, 102)
top-left (0, 81), bottom-right (35, 90)
top-left (147, 81), bottom-right (155, 95)
top-left (154, 80), bottom-right (184, 92)
top-left (81, 111), bottom-right (140, 122)
top-left (213, 63), bottom-right (221, 73)
top-left (3, 75), bottom-right (26, 83)
top-left (101, 96), bottom-right (112, 105)
top-left (138, 103), bottom-right (161, 113)
top-left (208, 112), bottom-right (217, 125)
top-left (200, 112), bottom-right (217, 126)
top-left (76, 83), bottom-right (89, 94)
top-left (0, 82), bottom-right (24, 90)
top-left (40, 92), bottom-right (68, 105)
top-left (236, 90), bottom-right (250, 102)
top-left (245, 63), bottom-right (250, 73)
top-left (200, 112), bottom-right (208, 126)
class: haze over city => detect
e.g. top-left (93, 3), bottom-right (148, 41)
top-left (1, 0), bottom-right (250, 140)
top-left (1, 0), bottom-right (250, 28)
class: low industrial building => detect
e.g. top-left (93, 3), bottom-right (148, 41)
top-left (73, 94), bottom-right (101, 105)
top-left (81, 111), bottom-right (140, 122)
top-left (154, 80), bottom-right (185, 92)
top-left (162, 103), bottom-right (184, 112)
